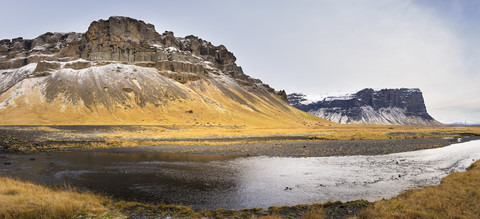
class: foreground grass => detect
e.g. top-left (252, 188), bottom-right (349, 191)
top-left (357, 160), bottom-right (480, 218)
top-left (0, 175), bottom-right (365, 218)
top-left (0, 177), bottom-right (120, 219)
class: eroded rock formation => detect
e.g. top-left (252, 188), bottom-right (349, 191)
top-left (0, 16), bottom-right (307, 126)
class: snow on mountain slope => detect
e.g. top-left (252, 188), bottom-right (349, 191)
top-left (288, 89), bottom-right (442, 126)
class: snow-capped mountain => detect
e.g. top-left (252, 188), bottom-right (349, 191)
top-left (288, 88), bottom-right (442, 126)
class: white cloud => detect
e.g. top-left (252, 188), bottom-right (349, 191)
top-left (229, 0), bottom-right (479, 123)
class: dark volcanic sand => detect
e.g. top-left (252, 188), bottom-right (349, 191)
top-left (94, 136), bottom-right (479, 157)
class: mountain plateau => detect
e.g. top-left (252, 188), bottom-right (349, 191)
top-left (288, 88), bottom-right (442, 126)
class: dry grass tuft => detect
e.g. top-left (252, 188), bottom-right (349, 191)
top-left (357, 160), bottom-right (480, 218)
top-left (300, 207), bottom-right (326, 219)
top-left (251, 216), bottom-right (282, 219)
top-left (0, 177), bottom-right (119, 219)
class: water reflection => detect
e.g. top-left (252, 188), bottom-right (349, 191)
top-left (1, 140), bottom-right (480, 210)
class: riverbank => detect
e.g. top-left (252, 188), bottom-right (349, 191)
top-left (0, 174), bottom-right (368, 218)
top-left (94, 136), bottom-right (479, 157)
top-left (1, 160), bottom-right (479, 218)
top-left (1, 125), bottom-right (479, 153)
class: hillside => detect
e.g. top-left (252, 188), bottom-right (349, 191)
top-left (0, 16), bottom-right (325, 126)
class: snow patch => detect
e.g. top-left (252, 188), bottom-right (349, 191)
top-left (299, 88), bottom-right (422, 105)
top-left (7, 54), bottom-right (55, 62)
top-left (0, 63), bottom-right (38, 94)
top-left (310, 106), bottom-right (436, 125)
top-left (151, 44), bottom-right (162, 49)
top-left (192, 55), bottom-right (203, 60)
top-left (0, 81), bottom-right (25, 110)
top-left (299, 91), bottom-right (355, 104)
top-left (31, 46), bottom-right (47, 51)
top-left (166, 47), bottom-right (178, 52)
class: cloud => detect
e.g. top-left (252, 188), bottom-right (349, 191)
top-left (226, 0), bottom-right (479, 123)
top-left (0, 0), bottom-right (477, 123)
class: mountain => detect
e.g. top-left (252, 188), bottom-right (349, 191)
top-left (0, 16), bottom-right (323, 126)
top-left (288, 88), bottom-right (442, 126)
top-left (447, 122), bottom-right (480, 126)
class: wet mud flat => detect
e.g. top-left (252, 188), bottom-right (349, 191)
top-left (0, 125), bottom-right (314, 152)
top-left (0, 125), bottom-right (310, 142)
top-left (98, 136), bottom-right (479, 157)
top-left (1, 125), bottom-right (478, 156)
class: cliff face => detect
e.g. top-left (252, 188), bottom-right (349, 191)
top-left (0, 16), bottom-right (304, 126)
top-left (288, 88), bottom-right (442, 126)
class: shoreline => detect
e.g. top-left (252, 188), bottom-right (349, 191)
top-left (89, 136), bottom-right (478, 157)
top-left (1, 124), bottom-right (479, 155)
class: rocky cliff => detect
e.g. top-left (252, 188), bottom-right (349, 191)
top-left (288, 88), bottom-right (442, 126)
top-left (0, 16), bottom-right (311, 126)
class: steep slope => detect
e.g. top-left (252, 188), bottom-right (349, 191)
top-left (288, 88), bottom-right (442, 126)
top-left (0, 16), bottom-right (323, 126)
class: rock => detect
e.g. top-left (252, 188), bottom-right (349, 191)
top-left (33, 61), bottom-right (61, 76)
top-left (288, 88), bottom-right (442, 126)
top-left (64, 61), bottom-right (92, 70)
top-left (0, 16), bottom-right (292, 125)
top-left (122, 88), bottom-right (133, 93)
top-left (276, 90), bottom-right (288, 102)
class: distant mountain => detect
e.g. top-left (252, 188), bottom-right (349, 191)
top-left (446, 122), bottom-right (480, 126)
top-left (0, 16), bottom-right (324, 126)
top-left (288, 88), bottom-right (442, 126)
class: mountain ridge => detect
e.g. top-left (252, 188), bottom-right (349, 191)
top-left (288, 88), bottom-right (442, 126)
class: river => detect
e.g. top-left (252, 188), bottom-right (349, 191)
top-left (1, 139), bottom-right (479, 210)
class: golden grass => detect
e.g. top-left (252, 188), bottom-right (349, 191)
top-left (67, 125), bottom-right (480, 143)
top-left (41, 123), bottom-right (480, 142)
top-left (300, 208), bottom-right (326, 219)
top-left (0, 177), bottom-right (120, 219)
top-left (252, 207), bottom-right (325, 219)
top-left (7, 124), bottom-right (478, 152)
top-left (356, 160), bottom-right (480, 218)
top-left (252, 216), bottom-right (282, 219)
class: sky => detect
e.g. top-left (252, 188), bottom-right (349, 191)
top-left (0, 0), bottom-right (479, 124)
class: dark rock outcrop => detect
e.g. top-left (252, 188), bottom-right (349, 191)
top-left (288, 88), bottom-right (442, 126)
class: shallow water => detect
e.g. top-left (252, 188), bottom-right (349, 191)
top-left (1, 140), bottom-right (480, 210)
